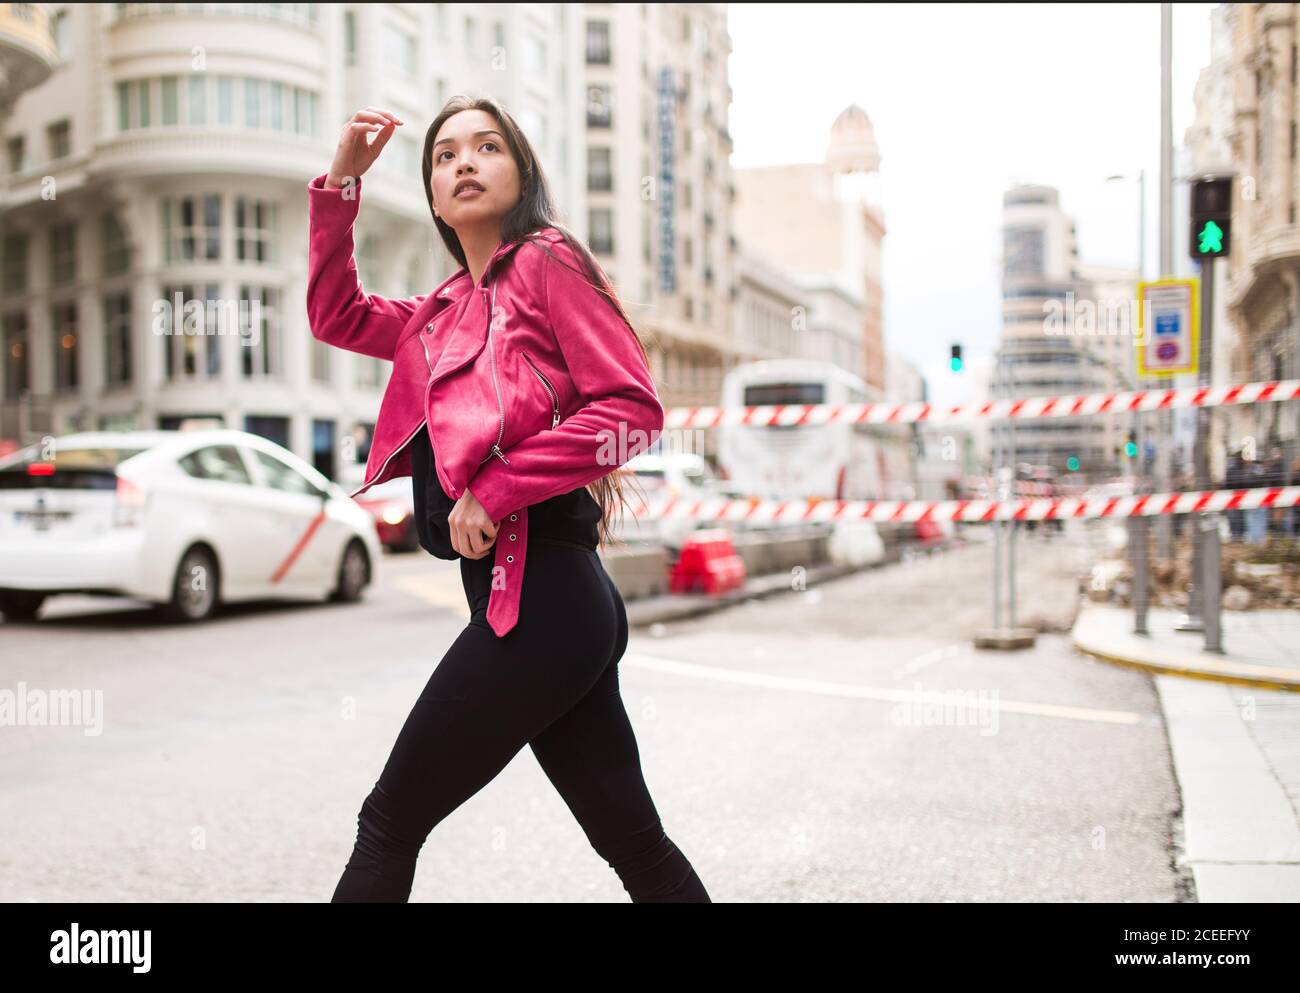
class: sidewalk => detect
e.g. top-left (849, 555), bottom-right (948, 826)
top-left (1073, 605), bottom-right (1300, 902)
top-left (1073, 605), bottom-right (1300, 692)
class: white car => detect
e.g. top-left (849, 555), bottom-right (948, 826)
top-left (0, 429), bottom-right (382, 623)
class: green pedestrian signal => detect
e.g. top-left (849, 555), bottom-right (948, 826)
top-left (1190, 177), bottom-right (1232, 257)
top-left (1196, 220), bottom-right (1224, 254)
top-left (1066, 456), bottom-right (1080, 472)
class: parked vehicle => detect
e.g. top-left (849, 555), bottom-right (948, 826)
top-left (0, 430), bottom-right (382, 623)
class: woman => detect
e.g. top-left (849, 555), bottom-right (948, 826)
top-left (308, 97), bottom-right (711, 903)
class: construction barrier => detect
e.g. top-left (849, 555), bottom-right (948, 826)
top-left (626, 486), bottom-right (1300, 524)
top-left (668, 530), bottom-right (747, 595)
top-left (663, 378), bottom-right (1300, 428)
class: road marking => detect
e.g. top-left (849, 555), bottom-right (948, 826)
top-left (622, 651), bottom-right (1145, 726)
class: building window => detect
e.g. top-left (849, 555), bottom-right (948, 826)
top-left (344, 11), bottom-right (357, 66)
top-left (217, 76), bottom-right (234, 124)
top-left (163, 195), bottom-right (222, 263)
top-left (355, 355), bottom-right (385, 389)
top-left (187, 75), bottom-right (207, 125)
top-left (162, 75), bottom-right (179, 125)
top-left (588, 146), bottom-right (612, 191)
top-left (52, 301), bottom-right (79, 391)
top-left (244, 76), bottom-right (261, 128)
top-left (587, 85), bottom-right (612, 128)
top-left (294, 87), bottom-right (313, 135)
top-left (104, 292), bottom-right (133, 387)
top-left (47, 119), bottom-right (71, 161)
top-left (2, 233), bottom-right (28, 295)
top-left (7, 135), bottom-right (26, 175)
top-left (311, 337), bottom-right (331, 383)
top-left (102, 212), bottom-right (131, 276)
top-left (383, 23), bottom-right (416, 78)
top-left (53, 9), bottom-right (71, 58)
top-left (139, 78), bottom-right (152, 127)
top-left (235, 198), bottom-right (277, 263)
top-left (589, 208), bottom-right (614, 255)
top-left (239, 285), bottom-right (281, 378)
top-left (161, 282), bottom-right (222, 381)
top-left (2, 311), bottom-right (28, 395)
top-left (269, 81), bottom-right (284, 130)
top-left (356, 233), bottom-right (378, 290)
top-left (1004, 226), bottom-right (1046, 277)
top-left (523, 33), bottom-right (545, 73)
top-left (586, 20), bottom-right (611, 64)
top-left (49, 223), bottom-right (77, 286)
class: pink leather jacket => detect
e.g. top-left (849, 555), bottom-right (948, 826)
top-left (305, 172), bottom-right (663, 637)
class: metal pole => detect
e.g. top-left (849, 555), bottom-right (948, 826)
top-left (1197, 256), bottom-right (1222, 651)
top-left (1007, 357), bottom-right (1017, 629)
top-left (1133, 167), bottom-right (1150, 635)
top-left (991, 352), bottom-right (1003, 630)
top-left (1156, 3), bottom-right (1175, 561)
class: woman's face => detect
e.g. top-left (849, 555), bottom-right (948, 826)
top-left (429, 109), bottom-right (521, 231)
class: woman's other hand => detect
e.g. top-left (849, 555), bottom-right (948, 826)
top-left (449, 488), bottom-right (499, 559)
top-left (325, 108), bottom-right (404, 190)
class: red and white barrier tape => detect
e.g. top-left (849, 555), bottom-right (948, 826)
top-left (627, 486), bottom-right (1300, 523)
top-left (664, 379), bottom-right (1300, 428)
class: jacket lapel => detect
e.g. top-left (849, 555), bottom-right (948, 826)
top-left (427, 238), bottom-right (529, 386)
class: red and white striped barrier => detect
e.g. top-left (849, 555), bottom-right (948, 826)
top-left (664, 379), bottom-right (1300, 428)
top-left (626, 486), bottom-right (1300, 524)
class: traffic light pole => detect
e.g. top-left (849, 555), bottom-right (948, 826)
top-left (1196, 257), bottom-right (1222, 653)
top-left (1177, 255), bottom-right (1223, 651)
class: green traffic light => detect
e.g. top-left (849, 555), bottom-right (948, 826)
top-left (1197, 219), bottom-right (1224, 254)
top-left (1066, 456), bottom-right (1080, 471)
top-left (1124, 441), bottom-right (1138, 458)
top-left (950, 356), bottom-right (963, 372)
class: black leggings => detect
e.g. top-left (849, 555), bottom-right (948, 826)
top-left (331, 535), bottom-right (711, 903)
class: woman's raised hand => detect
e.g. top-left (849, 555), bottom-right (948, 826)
top-left (325, 108), bottom-right (404, 190)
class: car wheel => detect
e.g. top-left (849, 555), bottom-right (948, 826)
top-left (331, 539), bottom-right (369, 602)
top-left (0, 590), bottom-right (47, 622)
top-left (159, 545), bottom-right (220, 623)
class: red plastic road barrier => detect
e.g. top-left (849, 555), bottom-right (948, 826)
top-left (669, 529), bottom-right (747, 596)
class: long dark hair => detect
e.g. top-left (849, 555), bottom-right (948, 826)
top-left (421, 94), bottom-right (657, 548)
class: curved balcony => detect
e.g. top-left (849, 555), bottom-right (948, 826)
top-left (0, 2), bottom-right (59, 104)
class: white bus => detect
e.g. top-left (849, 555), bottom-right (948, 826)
top-left (717, 359), bottom-right (915, 502)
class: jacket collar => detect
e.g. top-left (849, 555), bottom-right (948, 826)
top-left (434, 227), bottom-right (565, 302)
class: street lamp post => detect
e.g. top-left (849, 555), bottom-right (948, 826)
top-left (1106, 169), bottom-right (1151, 635)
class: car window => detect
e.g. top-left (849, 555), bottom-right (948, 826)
top-left (178, 445), bottom-right (252, 485)
top-left (250, 449), bottom-right (318, 495)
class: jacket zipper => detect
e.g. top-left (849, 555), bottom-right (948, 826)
top-left (480, 280), bottom-right (509, 466)
top-left (522, 350), bottom-right (561, 428)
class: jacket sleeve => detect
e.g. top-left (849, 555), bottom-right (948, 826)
top-left (305, 171), bottom-right (425, 361)
top-left (464, 241), bottom-right (664, 521)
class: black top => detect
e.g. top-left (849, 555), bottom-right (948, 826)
top-left (408, 423), bottom-right (601, 559)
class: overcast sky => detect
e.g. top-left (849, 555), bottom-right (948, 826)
top-left (727, 2), bottom-right (1215, 405)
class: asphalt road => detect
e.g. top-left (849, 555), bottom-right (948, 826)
top-left (0, 521), bottom-right (1191, 902)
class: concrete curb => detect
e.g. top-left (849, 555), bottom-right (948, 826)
top-left (625, 562), bottom-right (867, 628)
top-left (623, 538), bottom-right (965, 629)
top-left (1072, 605), bottom-right (1300, 693)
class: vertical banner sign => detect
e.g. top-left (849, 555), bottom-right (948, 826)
top-left (1136, 278), bottom-right (1199, 377)
top-left (657, 67), bottom-right (676, 294)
